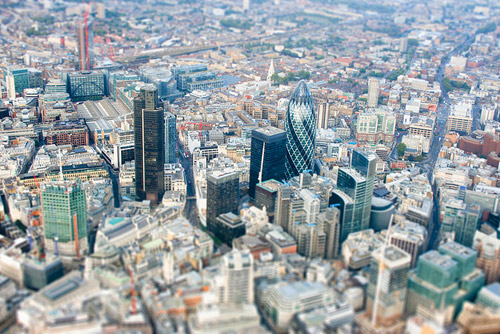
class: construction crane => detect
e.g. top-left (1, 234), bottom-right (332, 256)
top-left (129, 266), bottom-right (137, 315)
top-left (106, 36), bottom-right (115, 61)
top-left (182, 121), bottom-right (213, 141)
top-left (82, 0), bottom-right (92, 70)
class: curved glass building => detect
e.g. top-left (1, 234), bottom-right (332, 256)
top-left (284, 80), bottom-right (316, 180)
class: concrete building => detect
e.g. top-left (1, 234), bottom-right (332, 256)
top-left (221, 249), bottom-right (254, 304)
top-left (473, 231), bottom-right (500, 284)
top-left (259, 281), bottom-right (334, 333)
top-left (368, 78), bottom-right (380, 108)
top-left (447, 103), bottom-right (473, 135)
top-left (358, 246), bottom-right (411, 334)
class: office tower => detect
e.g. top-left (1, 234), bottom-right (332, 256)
top-left (315, 98), bottom-right (330, 129)
top-left (4, 66), bottom-right (29, 98)
top-left (23, 257), bottom-right (64, 290)
top-left (359, 246), bottom-right (411, 333)
top-left (447, 103), bottom-right (474, 135)
top-left (134, 84), bottom-right (165, 204)
top-left (164, 112), bottom-right (176, 164)
top-left (66, 71), bottom-right (106, 101)
top-left (275, 184), bottom-right (292, 230)
top-left (441, 201), bottom-right (480, 248)
top-left (260, 281), bottom-right (334, 333)
top-left (367, 78), bottom-right (380, 108)
top-left (296, 223), bottom-right (326, 258)
top-left (206, 171), bottom-right (239, 234)
top-left (317, 206), bottom-right (341, 259)
top-left (77, 18), bottom-right (94, 71)
top-left (221, 249), bottom-right (253, 304)
top-left (389, 221), bottom-right (427, 268)
top-left (41, 179), bottom-right (88, 257)
top-left (284, 80), bottom-right (316, 180)
top-left (473, 230), bottom-right (500, 284)
top-left (214, 212), bottom-right (246, 246)
top-left (406, 242), bottom-right (484, 323)
top-left (255, 179), bottom-right (282, 218)
top-left (249, 127), bottom-right (286, 199)
top-left (335, 149), bottom-right (377, 242)
top-left (399, 38), bottom-right (408, 53)
top-left (243, 0), bottom-right (250, 11)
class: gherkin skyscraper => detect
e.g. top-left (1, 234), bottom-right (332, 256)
top-left (284, 80), bottom-right (316, 180)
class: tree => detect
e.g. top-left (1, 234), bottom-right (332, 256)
top-left (397, 143), bottom-right (407, 157)
top-left (416, 155), bottom-right (424, 162)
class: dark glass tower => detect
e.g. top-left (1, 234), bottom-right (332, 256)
top-left (206, 171), bottom-right (239, 234)
top-left (164, 111), bottom-right (176, 164)
top-left (336, 149), bottom-right (377, 241)
top-left (284, 80), bottom-right (316, 180)
top-left (249, 126), bottom-right (286, 199)
top-left (134, 84), bottom-right (165, 204)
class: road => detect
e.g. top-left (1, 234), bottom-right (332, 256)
top-left (422, 33), bottom-right (476, 251)
top-left (177, 140), bottom-right (198, 227)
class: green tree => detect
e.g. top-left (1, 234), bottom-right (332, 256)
top-left (397, 143), bottom-right (407, 157)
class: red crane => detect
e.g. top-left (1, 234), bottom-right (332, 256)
top-left (106, 36), bottom-right (115, 61)
top-left (129, 266), bottom-right (136, 315)
top-left (182, 121), bottom-right (213, 141)
top-left (82, 0), bottom-right (92, 70)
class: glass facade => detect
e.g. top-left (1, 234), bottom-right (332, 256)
top-left (335, 150), bottom-right (377, 242)
top-left (284, 81), bottom-right (316, 180)
top-left (164, 112), bottom-right (177, 164)
top-left (249, 126), bottom-right (286, 199)
top-left (67, 71), bottom-right (106, 101)
top-left (41, 179), bottom-right (87, 257)
top-left (206, 172), bottom-right (239, 234)
top-left (134, 85), bottom-right (165, 204)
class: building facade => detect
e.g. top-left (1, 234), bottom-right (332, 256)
top-left (134, 85), bottom-right (165, 204)
top-left (284, 81), bottom-right (316, 180)
top-left (206, 171), bottom-right (239, 235)
top-left (249, 126), bottom-right (286, 199)
top-left (164, 112), bottom-right (176, 164)
top-left (41, 179), bottom-right (88, 257)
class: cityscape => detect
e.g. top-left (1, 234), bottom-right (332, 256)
top-left (1, 0), bottom-right (500, 333)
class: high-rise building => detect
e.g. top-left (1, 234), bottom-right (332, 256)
top-left (296, 223), bottom-right (326, 258)
top-left (206, 171), bottom-right (239, 234)
top-left (317, 206), bottom-right (341, 259)
top-left (249, 126), bottom-right (286, 199)
top-left (134, 84), bottom-right (165, 204)
top-left (221, 249), bottom-right (253, 304)
top-left (243, 0), bottom-right (250, 11)
top-left (388, 221), bottom-right (427, 268)
top-left (77, 18), bottom-right (95, 71)
top-left (358, 246), bottom-right (411, 333)
top-left (334, 149), bottom-right (377, 242)
top-left (41, 179), bottom-right (88, 257)
top-left (473, 230), bottom-right (500, 284)
top-left (164, 112), bottom-right (176, 164)
top-left (441, 200), bottom-right (480, 248)
top-left (406, 242), bottom-right (485, 323)
top-left (315, 98), bottom-right (330, 129)
top-left (284, 80), bottom-right (316, 180)
top-left (368, 78), bottom-right (380, 108)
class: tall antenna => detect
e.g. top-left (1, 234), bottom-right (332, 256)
top-left (58, 148), bottom-right (63, 181)
top-left (371, 214), bottom-right (394, 327)
top-left (258, 142), bottom-right (266, 184)
top-left (54, 232), bottom-right (59, 257)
